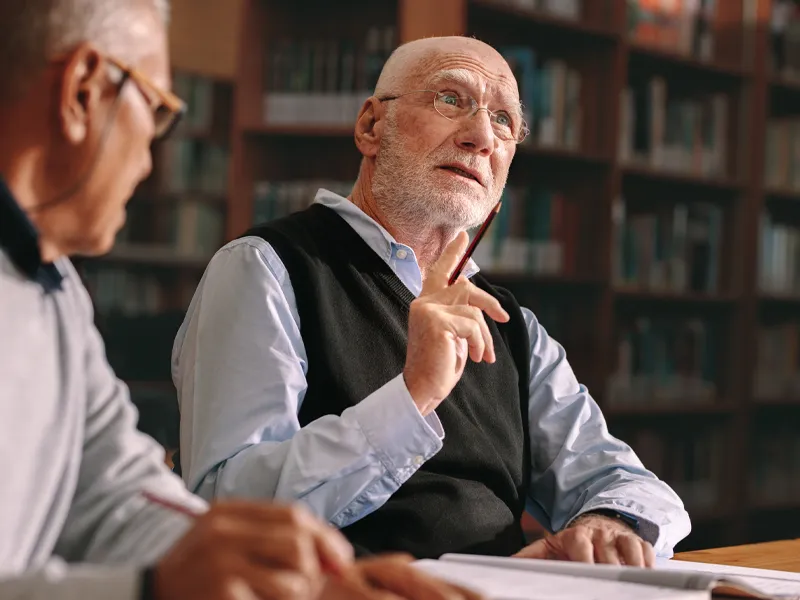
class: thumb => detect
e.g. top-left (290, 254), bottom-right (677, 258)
top-left (513, 538), bottom-right (554, 560)
top-left (425, 231), bottom-right (470, 291)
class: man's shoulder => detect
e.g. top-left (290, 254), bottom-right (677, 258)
top-left (0, 249), bottom-right (45, 310)
top-left (0, 251), bottom-right (91, 322)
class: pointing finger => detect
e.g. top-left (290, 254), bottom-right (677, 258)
top-left (424, 231), bottom-right (470, 293)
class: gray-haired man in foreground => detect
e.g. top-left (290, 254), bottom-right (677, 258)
top-left (0, 1), bottom-right (481, 599)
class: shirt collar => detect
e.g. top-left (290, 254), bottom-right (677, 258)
top-left (311, 188), bottom-right (480, 279)
top-left (0, 177), bottom-right (63, 292)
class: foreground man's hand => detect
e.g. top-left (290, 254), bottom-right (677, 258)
top-left (153, 502), bottom-right (354, 600)
top-left (322, 554), bottom-right (486, 600)
top-left (514, 514), bottom-right (655, 567)
top-left (404, 231), bottom-right (510, 416)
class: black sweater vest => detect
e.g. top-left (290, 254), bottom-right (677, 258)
top-left (245, 204), bottom-right (532, 558)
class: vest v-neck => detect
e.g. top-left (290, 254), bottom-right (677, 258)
top-left (245, 203), bottom-right (532, 559)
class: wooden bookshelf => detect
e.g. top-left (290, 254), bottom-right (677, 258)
top-left (73, 69), bottom-right (233, 454)
top-left (101, 244), bottom-right (214, 269)
top-left (213, 0), bottom-right (800, 552)
top-left (606, 403), bottom-right (737, 417)
top-left (468, 0), bottom-right (620, 41)
top-left (614, 289), bottom-right (739, 305)
top-left (621, 165), bottom-right (744, 192)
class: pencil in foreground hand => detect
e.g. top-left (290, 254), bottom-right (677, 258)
top-left (141, 490), bottom-right (202, 518)
top-left (448, 200), bottom-right (502, 286)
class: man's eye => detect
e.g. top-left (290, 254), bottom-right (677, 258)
top-left (439, 92), bottom-right (459, 106)
top-left (494, 111), bottom-right (513, 128)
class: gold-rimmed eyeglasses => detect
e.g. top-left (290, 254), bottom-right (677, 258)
top-left (377, 89), bottom-right (529, 144)
top-left (105, 55), bottom-right (185, 139)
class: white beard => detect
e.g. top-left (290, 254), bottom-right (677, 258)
top-left (371, 116), bottom-right (505, 232)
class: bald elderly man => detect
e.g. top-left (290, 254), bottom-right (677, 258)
top-left (0, 1), bottom-right (485, 598)
top-left (173, 36), bottom-right (691, 564)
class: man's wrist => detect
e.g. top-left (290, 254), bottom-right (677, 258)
top-left (572, 509), bottom-right (640, 533)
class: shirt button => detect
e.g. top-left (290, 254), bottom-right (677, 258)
top-left (396, 249), bottom-right (408, 260)
top-left (413, 455), bottom-right (424, 466)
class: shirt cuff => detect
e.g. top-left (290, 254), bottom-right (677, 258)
top-left (353, 373), bottom-right (444, 481)
top-left (568, 503), bottom-right (660, 548)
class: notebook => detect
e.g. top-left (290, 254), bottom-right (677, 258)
top-left (414, 553), bottom-right (800, 600)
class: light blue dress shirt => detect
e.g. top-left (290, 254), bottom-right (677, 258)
top-left (172, 188), bottom-right (691, 557)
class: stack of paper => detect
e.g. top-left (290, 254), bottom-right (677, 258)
top-left (413, 553), bottom-right (800, 600)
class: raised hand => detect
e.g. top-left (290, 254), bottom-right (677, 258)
top-left (404, 231), bottom-right (510, 416)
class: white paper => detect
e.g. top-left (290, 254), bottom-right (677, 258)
top-left (657, 558), bottom-right (800, 599)
top-left (415, 559), bottom-right (709, 600)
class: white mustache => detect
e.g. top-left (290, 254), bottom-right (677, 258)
top-left (433, 154), bottom-right (492, 186)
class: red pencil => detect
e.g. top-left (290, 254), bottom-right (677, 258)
top-left (142, 490), bottom-right (202, 518)
top-left (448, 200), bottom-right (502, 286)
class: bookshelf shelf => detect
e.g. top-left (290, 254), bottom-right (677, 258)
top-left (769, 76), bottom-right (800, 94)
top-left (752, 397), bottom-right (800, 408)
top-left (690, 506), bottom-right (738, 523)
top-left (517, 144), bottom-right (611, 168)
top-left (764, 187), bottom-right (800, 203)
top-left (127, 380), bottom-right (176, 393)
top-left (469, 0), bottom-right (620, 42)
top-left (614, 289), bottom-right (737, 305)
top-left (132, 191), bottom-right (228, 206)
top-left (606, 403), bottom-right (736, 417)
top-left (243, 123), bottom-right (355, 138)
top-left (484, 272), bottom-right (604, 287)
top-left (749, 500), bottom-right (800, 513)
top-left (621, 165), bottom-right (743, 193)
top-left (627, 42), bottom-right (748, 80)
top-left (223, 0), bottom-right (784, 553)
top-left (759, 293), bottom-right (800, 304)
top-left (101, 244), bottom-right (213, 269)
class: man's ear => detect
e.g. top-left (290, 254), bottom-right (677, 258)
top-left (58, 43), bottom-right (106, 145)
top-left (354, 97), bottom-right (384, 158)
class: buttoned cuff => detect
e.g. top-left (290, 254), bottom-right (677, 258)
top-left (568, 503), bottom-right (660, 549)
top-left (353, 374), bottom-right (444, 483)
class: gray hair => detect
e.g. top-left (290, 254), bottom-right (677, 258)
top-left (0, 0), bottom-right (170, 102)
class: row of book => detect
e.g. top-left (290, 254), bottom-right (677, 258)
top-left (119, 198), bottom-right (225, 259)
top-left (607, 317), bottom-right (718, 408)
top-left (156, 138), bottom-right (229, 195)
top-left (82, 267), bottom-right (164, 317)
top-left (471, 185), bottom-right (579, 276)
top-left (758, 213), bottom-right (800, 295)
top-left (619, 77), bottom-right (729, 178)
top-left (100, 310), bottom-right (188, 382)
top-left (627, 0), bottom-right (716, 61)
top-left (171, 72), bottom-right (216, 135)
top-left (764, 117), bottom-right (800, 192)
top-left (502, 48), bottom-right (582, 151)
top-left (770, 0), bottom-right (800, 81)
top-left (252, 180), bottom-right (354, 225)
top-left (482, 0), bottom-right (581, 19)
top-left (263, 27), bottom-right (395, 126)
top-left (754, 320), bottom-right (800, 401)
top-left (252, 180), bottom-right (579, 278)
top-left (623, 426), bottom-right (724, 513)
top-left (750, 425), bottom-right (800, 506)
top-left (612, 199), bottom-right (723, 293)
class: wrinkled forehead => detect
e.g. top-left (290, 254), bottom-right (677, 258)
top-left (416, 51), bottom-right (520, 111)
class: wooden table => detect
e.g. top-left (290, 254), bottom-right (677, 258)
top-left (675, 538), bottom-right (800, 573)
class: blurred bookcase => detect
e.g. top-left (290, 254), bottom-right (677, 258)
top-left (76, 70), bottom-right (232, 461)
top-left (222, 0), bottom-right (800, 550)
top-left (77, 0), bottom-right (800, 546)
